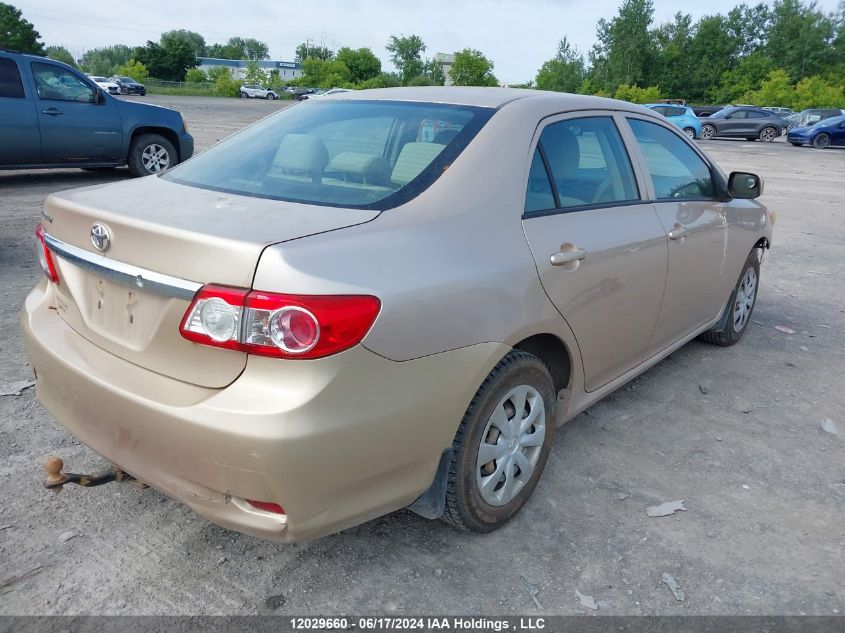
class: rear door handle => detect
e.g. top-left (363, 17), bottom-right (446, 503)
top-left (550, 247), bottom-right (588, 266)
top-left (41, 108), bottom-right (63, 116)
top-left (668, 225), bottom-right (689, 240)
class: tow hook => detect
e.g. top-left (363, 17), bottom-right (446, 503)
top-left (42, 456), bottom-right (148, 492)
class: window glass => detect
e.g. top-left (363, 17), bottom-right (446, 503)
top-left (0, 58), bottom-right (25, 98)
top-left (164, 100), bottom-right (493, 210)
top-left (666, 106), bottom-right (686, 117)
top-left (628, 119), bottom-right (715, 200)
top-left (31, 63), bottom-right (94, 102)
top-left (730, 110), bottom-right (748, 119)
top-left (524, 148), bottom-right (556, 213)
top-left (538, 117), bottom-right (639, 208)
top-left (747, 110), bottom-right (766, 119)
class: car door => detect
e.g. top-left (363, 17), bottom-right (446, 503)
top-left (0, 56), bottom-right (40, 164)
top-left (29, 61), bottom-right (123, 163)
top-left (624, 117), bottom-right (728, 355)
top-left (831, 118), bottom-right (845, 146)
top-left (521, 113), bottom-right (668, 391)
top-left (722, 109), bottom-right (750, 136)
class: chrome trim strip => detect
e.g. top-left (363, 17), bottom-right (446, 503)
top-left (43, 233), bottom-right (202, 301)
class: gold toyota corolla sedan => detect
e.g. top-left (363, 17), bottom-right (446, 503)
top-left (22, 87), bottom-right (773, 541)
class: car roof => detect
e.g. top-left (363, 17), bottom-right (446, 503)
top-left (330, 86), bottom-right (648, 113)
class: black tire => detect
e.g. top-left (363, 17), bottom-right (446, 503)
top-left (790, 142), bottom-right (803, 147)
top-left (759, 126), bottom-right (777, 142)
top-left (812, 133), bottom-right (830, 149)
top-left (240, 91), bottom-right (249, 99)
top-left (683, 127), bottom-right (696, 140)
top-left (127, 134), bottom-right (178, 177)
top-left (140, 90), bottom-right (146, 96)
top-left (699, 249), bottom-right (760, 347)
top-left (442, 350), bottom-right (556, 532)
top-left (267, 93), bottom-right (276, 100)
top-left (700, 124), bottom-right (715, 140)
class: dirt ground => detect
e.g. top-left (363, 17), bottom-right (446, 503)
top-left (0, 96), bottom-right (843, 616)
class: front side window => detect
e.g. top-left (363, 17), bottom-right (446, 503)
top-left (628, 119), bottom-right (715, 200)
top-left (0, 58), bottom-right (25, 98)
top-left (536, 116), bottom-right (639, 209)
top-left (164, 100), bottom-right (492, 210)
top-left (31, 63), bottom-right (94, 102)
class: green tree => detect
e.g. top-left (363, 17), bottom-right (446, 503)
top-left (358, 72), bottom-right (401, 89)
top-left (386, 34), bottom-right (426, 84)
top-left (590, 0), bottom-right (658, 90)
top-left (794, 74), bottom-right (845, 108)
top-left (207, 37), bottom-right (269, 60)
top-left (134, 35), bottom-right (197, 81)
top-left (244, 60), bottom-right (267, 85)
top-left (80, 45), bottom-right (133, 75)
top-left (535, 37), bottom-right (586, 92)
top-left (766, 0), bottom-right (836, 80)
top-left (0, 3), bottom-right (44, 54)
top-left (710, 50), bottom-right (775, 102)
top-left (295, 42), bottom-right (334, 62)
top-left (742, 68), bottom-right (796, 107)
top-left (449, 48), bottom-right (498, 86)
top-left (686, 15), bottom-right (742, 101)
top-left (300, 57), bottom-right (353, 88)
top-left (161, 30), bottom-right (206, 57)
top-left (426, 59), bottom-right (446, 85)
top-left (113, 59), bottom-right (148, 82)
top-left (614, 84), bottom-right (661, 102)
top-left (45, 45), bottom-right (76, 67)
top-left (211, 67), bottom-right (241, 97)
top-left (651, 13), bottom-right (695, 98)
top-left (335, 47), bottom-right (381, 83)
top-left (185, 67), bottom-right (208, 83)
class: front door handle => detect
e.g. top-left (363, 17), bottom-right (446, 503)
top-left (41, 108), bottom-right (63, 116)
top-left (668, 224), bottom-right (689, 240)
top-left (550, 247), bottom-right (588, 266)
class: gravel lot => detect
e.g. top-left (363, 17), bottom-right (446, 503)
top-left (1, 95), bottom-right (843, 616)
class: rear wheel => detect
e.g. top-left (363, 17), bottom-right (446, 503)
top-left (813, 133), bottom-right (831, 149)
top-left (442, 350), bottom-right (556, 533)
top-left (683, 127), bottom-right (696, 140)
top-left (239, 91), bottom-right (249, 99)
top-left (759, 126), bottom-right (777, 142)
top-left (699, 250), bottom-right (760, 347)
top-left (128, 134), bottom-right (177, 177)
top-left (267, 93), bottom-right (276, 100)
top-left (700, 124), bottom-right (715, 140)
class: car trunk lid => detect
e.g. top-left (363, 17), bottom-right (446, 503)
top-left (42, 176), bottom-right (379, 388)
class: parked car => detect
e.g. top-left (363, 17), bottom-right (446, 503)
top-left (699, 107), bottom-right (786, 141)
top-left (299, 87), bottom-right (352, 100)
top-left (22, 87), bottom-right (772, 542)
top-left (88, 75), bottom-right (120, 95)
top-left (762, 106), bottom-right (794, 117)
top-left (239, 84), bottom-right (278, 99)
top-left (643, 103), bottom-right (702, 139)
top-left (110, 75), bottom-right (146, 96)
top-left (785, 108), bottom-right (845, 132)
top-left (787, 114), bottom-right (845, 148)
top-left (691, 105), bottom-right (725, 117)
top-left (0, 51), bottom-right (193, 176)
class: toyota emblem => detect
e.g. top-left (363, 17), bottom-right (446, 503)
top-left (90, 224), bottom-right (111, 252)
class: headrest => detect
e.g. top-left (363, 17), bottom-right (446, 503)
top-left (391, 142), bottom-right (445, 186)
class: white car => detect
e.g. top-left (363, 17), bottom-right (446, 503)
top-left (88, 75), bottom-right (121, 95)
top-left (300, 88), bottom-right (353, 100)
top-left (239, 85), bottom-right (278, 100)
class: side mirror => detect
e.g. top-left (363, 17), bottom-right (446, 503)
top-left (728, 171), bottom-right (763, 199)
top-left (97, 88), bottom-right (108, 104)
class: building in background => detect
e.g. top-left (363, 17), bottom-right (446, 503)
top-left (197, 57), bottom-right (302, 81)
top-left (435, 53), bottom-right (455, 86)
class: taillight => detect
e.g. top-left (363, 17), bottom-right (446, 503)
top-left (35, 224), bottom-right (59, 283)
top-left (246, 500), bottom-right (285, 515)
top-left (180, 285), bottom-right (380, 359)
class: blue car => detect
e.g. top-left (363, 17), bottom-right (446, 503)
top-left (643, 104), bottom-right (702, 140)
top-left (0, 49), bottom-right (192, 176)
top-left (787, 115), bottom-right (845, 149)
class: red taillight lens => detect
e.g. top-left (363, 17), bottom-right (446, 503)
top-left (35, 224), bottom-right (59, 283)
top-left (180, 285), bottom-right (380, 359)
top-left (246, 500), bottom-right (286, 515)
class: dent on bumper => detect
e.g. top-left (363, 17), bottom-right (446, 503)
top-left (21, 281), bottom-right (506, 541)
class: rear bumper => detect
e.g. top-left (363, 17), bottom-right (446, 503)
top-left (21, 280), bottom-right (505, 541)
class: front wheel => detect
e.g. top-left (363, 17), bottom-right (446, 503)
top-left (128, 134), bottom-right (177, 177)
top-left (683, 127), bottom-right (697, 140)
top-left (759, 126), bottom-right (777, 142)
top-left (699, 250), bottom-right (760, 347)
top-left (700, 124), bottom-right (715, 140)
top-left (813, 133), bottom-right (831, 149)
top-left (442, 350), bottom-right (556, 533)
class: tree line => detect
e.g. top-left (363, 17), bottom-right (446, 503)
top-left (2, 0), bottom-right (842, 107)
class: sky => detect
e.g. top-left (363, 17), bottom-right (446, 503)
top-left (15, 0), bottom-right (844, 84)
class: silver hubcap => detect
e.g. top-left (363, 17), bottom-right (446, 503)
top-left (476, 385), bottom-right (546, 506)
top-left (702, 126), bottom-right (714, 139)
top-left (684, 128), bottom-right (695, 139)
top-left (141, 144), bottom-right (170, 173)
top-left (761, 128), bottom-right (775, 142)
top-left (733, 267), bottom-right (757, 332)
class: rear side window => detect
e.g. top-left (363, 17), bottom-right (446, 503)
top-left (0, 58), bottom-right (25, 98)
top-left (666, 106), bottom-right (686, 117)
top-left (164, 100), bottom-right (493, 210)
top-left (628, 119), bottom-right (715, 200)
top-left (524, 148), bottom-right (556, 213)
top-left (535, 116), bottom-right (639, 210)
top-left (747, 110), bottom-right (766, 119)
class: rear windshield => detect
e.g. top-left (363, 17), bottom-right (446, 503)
top-left (164, 100), bottom-right (494, 210)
